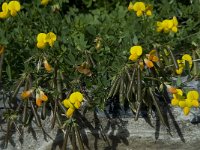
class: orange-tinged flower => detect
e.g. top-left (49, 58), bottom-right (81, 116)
top-left (21, 89), bottom-right (33, 100)
top-left (43, 59), bottom-right (52, 72)
top-left (144, 58), bottom-right (154, 68)
top-left (166, 85), bottom-right (177, 94)
top-left (128, 2), bottom-right (134, 11)
top-left (36, 89), bottom-right (48, 106)
top-left (36, 98), bottom-right (43, 107)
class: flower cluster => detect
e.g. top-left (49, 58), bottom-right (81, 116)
top-left (176, 54), bottom-right (192, 75)
top-left (157, 16), bottom-right (178, 33)
top-left (144, 50), bottom-right (159, 68)
top-left (36, 32), bottom-right (57, 49)
top-left (41, 0), bottom-right (50, 6)
top-left (36, 89), bottom-right (48, 107)
top-left (128, 2), bottom-right (153, 17)
top-left (171, 89), bottom-right (199, 116)
top-left (0, 1), bottom-right (21, 19)
top-left (62, 92), bottom-right (84, 118)
top-left (129, 46), bottom-right (143, 61)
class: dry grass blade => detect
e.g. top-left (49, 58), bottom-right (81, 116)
top-left (30, 100), bottom-right (42, 127)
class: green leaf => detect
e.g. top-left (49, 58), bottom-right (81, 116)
top-left (6, 64), bottom-right (12, 81)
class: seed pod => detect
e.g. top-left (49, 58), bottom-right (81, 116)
top-left (58, 100), bottom-right (67, 114)
top-left (51, 101), bottom-right (57, 129)
top-left (119, 76), bottom-right (124, 104)
top-left (30, 100), bottom-right (42, 127)
top-left (74, 125), bottom-right (84, 150)
top-left (108, 76), bottom-right (120, 98)
top-left (137, 65), bottom-right (142, 103)
top-left (62, 126), bottom-right (70, 150)
top-left (126, 68), bottom-right (136, 100)
top-left (22, 101), bottom-right (28, 124)
top-left (113, 77), bottom-right (121, 97)
top-left (41, 102), bottom-right (47, 120)
top-left (70, 125), bottom-right (78, 150)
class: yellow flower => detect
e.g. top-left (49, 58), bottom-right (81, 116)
top-left (133, 2), bottom-right (145, 17)
top-left (21, 89), bottom-right (33, 100)
top-left (37, 33), bottom-right (47, 49)
top-left (43, 59), bottom-right (52, 72)
top-left (46, 32), bottom-right (57, 47)
top-left (157, 17), bottom-right (178, 33)
top-left (176, 59), bottom-right (184, 75)
top-left (183, 107), bottom-right (190, 116)
top-left (8, 1), bottom-right (21, 17)
top-left (41, 0), bottom-right (50, 6)
top-left (145, 5), bottom-right (153, 16)
top-left (66, 107), bottom-right (75, 118)
top-left (129, 46), bottom-right (143, 61)
top-left (171, 16), bottom-right (178, 33)
top-left (182, 54), bottom-right (192, 68)
top-left (162, 20), bottom-right (173, 33)
top-left (69, 92), bottom-right (84, 103)
top-left (171, 89), bottom-right (184, 106)
top-left (0, 2), bottom-right (9, 19)
top-left (63, 99), bottom-right (74, 109)
top-left (62, 91), bottom-right (84, 118)
top-left (128, 2), bottom-right (134, 11)
top-left (144, 58), bottom-right (154, 68)
top-left (186, 90), bottom-right (199, 107)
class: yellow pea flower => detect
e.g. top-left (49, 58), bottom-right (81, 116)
top-left (129, 46), bottom-right (143, 61)
top-left (178, 100), bottom-right (186, 108)
top-left (41, 0), bottom-right (50, 6)
top-left (186, 90), bottom-right (199, 107)
top-left (183, 107), bottom-right (190, 116)
top-left (176, 59), bottom-right (184, 75)
top-left (8, 1), bottom-right (21, 17)
top-left (69, 92), bottom-right (84, 103)
top-left (46, 32), bottom-right (57, 47)
top-left (133, 2), bottom-right (145, 17)
top-left (21, 89), bottom-right (33, 100)
top-left (182, 54), bottom-right (192, 68)
top-left (62, 99), bottom-right (74, 109)
top-left (66, 107), bottom-right (75, 118)
top-left (171, 89), bottom-right (184, 106)
top-left (157, 17), bottom-right (178, 33)
top-left (145, 5), bottom-right (153, 16)
top-left (0, 2), bottom-right (9, 19)
top-left (171, 16), bottom-right (178, 33)
top-left (37, 33), bottom-right (47, 49)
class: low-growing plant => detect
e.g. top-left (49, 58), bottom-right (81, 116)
top-left (0, 0), bottom-right (200, 149)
